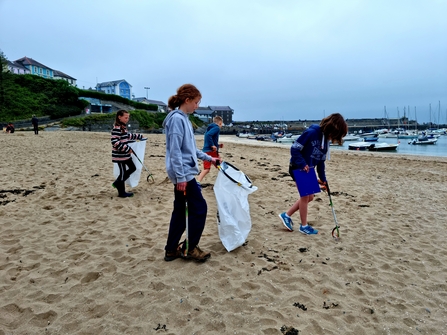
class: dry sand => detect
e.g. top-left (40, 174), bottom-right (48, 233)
top-left (1, 131), bottom-right (446, 335)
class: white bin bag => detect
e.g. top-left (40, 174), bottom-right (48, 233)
top-left (113, 139), bottom-right (147, 188)
top-left (213, 161), bottom-right (258, 252)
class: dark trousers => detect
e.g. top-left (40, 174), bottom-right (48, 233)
top-left (33, 125), bottom-right (38, 134)
top-left (114, 159), bottom-right (136, 183)
top-left (165, 179), bottom-right (208, 251)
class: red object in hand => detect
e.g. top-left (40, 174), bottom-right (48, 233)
top-left (318, 179), bottom-right (327, 191)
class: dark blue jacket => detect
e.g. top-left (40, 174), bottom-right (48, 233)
top-left (202, 123), bottom-right (221, 152)
top-left (290, 124), bottom-right (329, 182)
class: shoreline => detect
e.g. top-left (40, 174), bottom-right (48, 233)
top-left (217, 134), bottom-right (447, 162)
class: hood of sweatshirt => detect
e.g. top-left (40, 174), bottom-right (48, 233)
top-left (162, 109), bottom-right (185, 128)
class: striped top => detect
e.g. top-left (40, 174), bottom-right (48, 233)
top-left (111, 124), bottom-right (143, 162)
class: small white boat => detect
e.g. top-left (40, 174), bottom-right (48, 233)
top-left (397, 131), bottom-right (418, 139)
top-left (348, 142), bottom-right (371, 151)
top-left (237, 132), bottom-right (255, 138)
top-left (367, 142), bottom-right (399, 151)
top-left (343, 134), bottom-right (360, 141)
top-left (408, 136), bottom-right (438, 145)
top-left (276, 136), bottom-right (295, 143)
top-left (349, 141), bottom-right (399, 151)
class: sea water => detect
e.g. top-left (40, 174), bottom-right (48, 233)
top-left (331, 135), bottom-right (447, 158)
top-left (219, 135), bottom-right (447, 158)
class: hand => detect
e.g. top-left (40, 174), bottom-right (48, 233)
top-left (211, 157), bottom-right (222, 167)
top-left (211, 145), bottom-right (217, 152)
top-left (129, 149), bottom-right (134, 154)
top-left (318, 179), bottom-right (327, 191)
top-left (176, 181), bottom-right (187, 192)
top-left (219, 143), bottom-right (223, 148)
top-left (302, 165), bottom-right (310, 172)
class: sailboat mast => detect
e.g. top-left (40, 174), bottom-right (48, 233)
top-left (429, 103), bottom-right (432, 127)
top-left (414, 107), bottom-right (417, 132)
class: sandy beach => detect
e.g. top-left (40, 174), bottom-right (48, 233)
top-left (1, 131), bottom-right (447, 335)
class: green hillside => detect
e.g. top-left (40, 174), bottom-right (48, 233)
top-left (0, 52), bottom-right (203, 129)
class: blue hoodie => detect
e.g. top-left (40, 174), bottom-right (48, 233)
top-left (290, 124), bottom-right (329, 182)
top-left (163, 109), bottom-right (212, 184)
top-left (202, 122), bottom-right (221, 152)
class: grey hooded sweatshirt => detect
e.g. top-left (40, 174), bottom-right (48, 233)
top-left (163, 109), bottom-right (212, 184)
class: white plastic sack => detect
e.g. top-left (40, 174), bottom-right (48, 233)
top-left (113, 139), bottom-right (147, 188)
top-left (214, 162), bottom-right (258, 252)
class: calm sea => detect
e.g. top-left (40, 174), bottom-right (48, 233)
top-left (219, 135), bottom-right (447, 158)
top-left (331, 135), bottom-right (447, 158)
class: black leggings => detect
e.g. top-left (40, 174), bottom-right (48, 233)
top-left (115, 159), bottom-right (136, 182)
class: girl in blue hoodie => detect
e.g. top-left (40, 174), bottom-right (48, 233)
top-left (163, 84), bottom-right (221, 262)
top-left (279, 113), bottom-right (347, 235)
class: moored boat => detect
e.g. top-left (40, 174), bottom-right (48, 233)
top-left (348, 142), bottom-right (372, 151)
top-left (367, 142), bottom-right (399, 151)
top-left (343, 134), bottom-right (360, 141)
top-left (408, 136), bottom-right (437, 145)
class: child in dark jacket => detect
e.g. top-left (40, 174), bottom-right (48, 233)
top-left (279, 113), bottom-right (347, 235)
top-left (197, 115), bottom-right (223, 183)
top-left (111, 110), bottom-right (145, 198)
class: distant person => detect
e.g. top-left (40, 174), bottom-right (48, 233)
top-left (5, 123), bottom-right (15, 133)
top-left (278, 113), bottom-right (347, 235)
top-left (111, 109), bottom-right (145, 198)
top-left (32, 115), bottom-right (39, 135)
top-left (163, 84), bottom-right (221, 262)
top-left (197, 115), bottom-right (223, 184)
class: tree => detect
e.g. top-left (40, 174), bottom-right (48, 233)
top-left (0, 49), bottom-right (9, 116)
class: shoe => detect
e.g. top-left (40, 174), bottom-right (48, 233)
top-left (182, 245), bottom-right (211, 262)
top-left (118, 192), bottom-right (134, 198)
top-left (164, 243), bottom-right (183, 262)
top-left (279, 212), bottom-right (294, 231)
top-left (114, 180), bottom-right (134, 197)
top-left (299, 224), bottom-right (318, 235)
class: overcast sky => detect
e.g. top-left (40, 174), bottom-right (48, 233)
top-left (1, 0), bottom-right (446, 124)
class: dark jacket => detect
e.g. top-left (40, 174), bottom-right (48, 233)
top-left (202, 123), bottom-right (221, 152)
top-left (290, 124), bottom-right (329, 182)
top-left (32, 117), bottom-right (38, 126)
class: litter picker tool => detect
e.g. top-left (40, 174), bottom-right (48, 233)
top-left (131, 151), bottom-right (154, 183)
top-left (184, 190), bottom-right (189, 257)
top-left (322, 181), bottom-right (340, 240)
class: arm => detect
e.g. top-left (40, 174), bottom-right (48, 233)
top-left (196, 149), bottom-right (212, 162)
top-left (316, 160), bottom-right (327, 183)
top-left (205, 126), bottom-right (221, 151)
top-left (290, 131), bottom-right (310, 169)
top-left (110, 128), bottom-right (131, 153)
top-left (168, 133), bottom-right (187, 183)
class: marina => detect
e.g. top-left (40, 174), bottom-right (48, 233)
top-left (220, 133), bottom-right (447, 158)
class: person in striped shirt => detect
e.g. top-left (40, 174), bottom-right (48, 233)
top-left (111, 109), bottom-right (145, 197)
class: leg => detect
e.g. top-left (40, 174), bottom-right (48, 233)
top-left (197, 151), bottom-right (218, 183)
top-left (184, 179), bottom-right (207, 248)
top-left (165, 185), bottom-right (187, 251)
top-left (298, 194), bottom-right (318, 235)
top-left (113, 161), bottom-right (134, 197)
top-left (297, 194), bottom-right (314, 225)
top-left (286, 199), bottom-right (301, 217)
top-left (122, 159), bottom-right (136, 182)
top-left (197, 169), bottom-right (210, 182)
